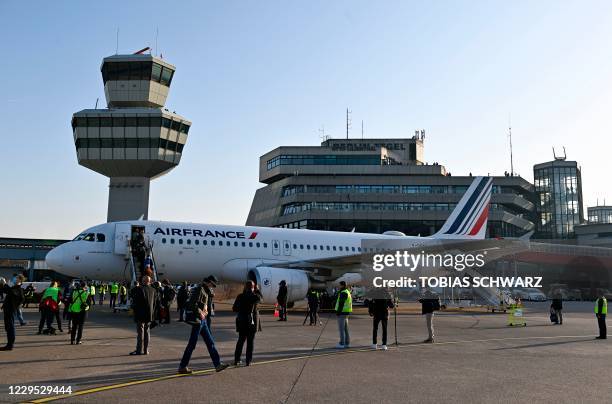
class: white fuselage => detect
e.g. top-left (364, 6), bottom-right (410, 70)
top-left (46, 220), bottom-right (434, 284)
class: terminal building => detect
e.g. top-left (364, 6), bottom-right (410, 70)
top-left (533, 157), bottom-right (584, 239)
top-left (576, 205), bottom-right (612, 248)
top-left (246, 135), bottom-right (536, 237)
top-left (71, 49), bottom-right (192, 222)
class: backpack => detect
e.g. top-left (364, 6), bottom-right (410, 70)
top-left (165, 286), bottom-right (176, 303)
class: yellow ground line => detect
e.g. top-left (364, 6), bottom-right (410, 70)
top-left (27, 333), bottom-right (596, 403)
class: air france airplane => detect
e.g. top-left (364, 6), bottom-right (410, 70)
top-left (46, 177), bottom-right (493, 304)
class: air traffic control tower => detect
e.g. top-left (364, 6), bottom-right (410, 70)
top-left (71, 49), bottom-right (191, 222)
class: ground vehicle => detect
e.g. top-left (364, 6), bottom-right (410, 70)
top-left (524, 288), bottom-right (547, 301)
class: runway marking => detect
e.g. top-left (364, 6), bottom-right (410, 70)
top-left (28, 333), bottom-right (597, 403)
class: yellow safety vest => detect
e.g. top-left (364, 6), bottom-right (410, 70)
top-left (41, 287), bottom-right (59, 302)
top-left (69, 290), bottom-right (90, 313)
top-left (111, 283), bottom-right (119, 294)
top-left (595, 297), bottom-right (608, 315)
top-left (335, 289), bottom-right (352, 313)
top-left (90, 285), bottom-right (96, 296)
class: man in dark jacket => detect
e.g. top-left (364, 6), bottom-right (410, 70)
top-left (203, 275), bottom-right (218, 330)
top-left (233, 280), bottom-right (263, 366)
top-left (130, 276), bottom-right (159, 355)
top-left (1, 275), bottom-right (25, 351)
top-left (277, 280), bottom-right (288, 321)
top-left (551, 293), bottom-right (563, 325)
top-left (176, 281), bottom-right (190, 322)
top-left (178, 279), bottom-right (228, 374)
top-left (369, 292), bottom-right (395, 350)
top-left (160, 279), bottom-right (175, 324)
top-left (418, 289), bottom-right (440, 343)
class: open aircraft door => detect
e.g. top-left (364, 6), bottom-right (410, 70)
top-left (114, 223), bottom-right (132, 255)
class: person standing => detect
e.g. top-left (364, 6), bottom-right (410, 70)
top-left (110, 282), bottom-right (119, 308)
top-left (419, 289), bottom-right (440, 343)
top-left (178, 278), bottom-right (228, 374)
top-left (38, 281), bottom-right (62, 334)
top-left (68, 281), bottom-right (90, 345)
top-left (23, 283), bottom-right (35, 308)
top-left (335, 281), bottom-right (352, 348)
top-left (0, 275), bottom-right (25, 351)
top-left (306, 288), bottom-right (320, 326)
top-left (176, 281), bottom-right (190, 322)
top-left (160, 279), bottom-right (176, 324)
top-left (233, 281), bottom-right (262, 366)
top-left (120, 283), bottom-right (128, 306)
top-left (552, 293), bottom-right (563, 325)
top-left (369, 293), bottom-right (395, 350)
top-left (98, 283), bottom-right (107, 305)
top-left (203, 276), bottom-right (218, 330)
top-left (130, 276), bottom-right (159, 355)
top-left (88, 283), bottom-right (96, 306)
top-left (595, 295), bottom-right (607, 340)
top-left (277, 280), bottom-right (288, 321)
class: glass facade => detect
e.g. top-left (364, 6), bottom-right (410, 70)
top-left (281, 184), bottom-right (518, 197)
top-left (534, 162), bottom-right (583, 238)
top-left (267, 154), bottom-right (388, 170)
top-left (71, 116), bottom-right (190, 134)
top-left (588, 206), bottom-right (612, 224)
top-left (101, 61), bottom-right (174, 87)
top-left (74, 138), bottom-right (184, 153)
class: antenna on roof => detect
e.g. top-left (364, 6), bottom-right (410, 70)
top-left (508, 114), bottom-right (514, 176)
top-left (318, 125), bottom-right (330, 142)
top-left (552, 146), bottom-right (567, 161)
top-left (361, 120), bottom-right (364, 139)
top-left (346, 108), bottom-right (352, 140)
top-left (95, 98), bottom-right (99, 109)
top-left (115, 28), bottom-right (119, 55)
top-left (155, 27), bottom-right (159, 57)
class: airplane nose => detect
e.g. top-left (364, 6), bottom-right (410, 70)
top-left (46, 246), bottom-right (64, 269)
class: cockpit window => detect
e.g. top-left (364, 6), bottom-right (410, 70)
top-left (83, 233), bottom-right (96, 242)
top-left (73, 233), bottom-right (86, 241)
top-left (96, 233), bottom-right (106, 242)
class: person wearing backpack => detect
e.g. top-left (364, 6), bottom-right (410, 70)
top-left (176, 281), bottom-right (190, 322)
top-left (1, 275), bottom-right (25, 351)
top-left (178, 279), bottom-right (228, 374)
top-left (232, 280), bottom-right (262, 366)
top-left (418, 288), bottom-right (440, 343)
top-left (69, 281), bottom-right (90, 345)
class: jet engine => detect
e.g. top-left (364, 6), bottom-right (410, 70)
top-left (248, 267), bottom-right (310, 304)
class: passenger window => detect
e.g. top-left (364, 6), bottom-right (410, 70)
top-left (326, 246), bottom-right (330, 251)
top-left (256, 242), bottom-right (260, 248)
top-left (234, 241), bottom-right (238, 247)
top-left (170, 239), bottom-right (175, 244)
top-left (211, 240), bottom-right (215, 246)
top-left (263, 243), bottom-right (268, 248)
top-left (187, 239), bottom-right (191, 245)
top-left (249, 242), bottom-right (253, 247)
top-left (96, 233), bottom-right (106, 242)
top-left (333, 246), bottom-right (337, 251)
top-left (226, 241), bottom-right (230, 246)
top-left (300, 244), bottom-right (304, 249)
top-left (307, 245), bottom-right (311, 250)
top-left (313, 245), bottom-right (317, 250)
top-left (352, 247), bottom-right (356, 252)
top-left (195, 240), bottom-right (199, 245)
top-left (242, 242), bottom-right (246, 247)
top-left (203, 240), bottom-right (208, 246)
top-left (320, 245), bottom-right (324, 250)
top-left (357, 247), bottom-right (362, 252)
top-left (179, 239), bottom-right (183, 245)
top-left (162, 238), bottom-right (167, 244)
top-left (293, 244), bottom-right (297, 249)
top-left (339, 246), bottom-right (343, 251)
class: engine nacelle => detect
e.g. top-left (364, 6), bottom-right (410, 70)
top-left (248, 267), bottom-right (309, 305)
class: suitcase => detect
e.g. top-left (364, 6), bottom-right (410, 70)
top-left (550, 311), bottom-right (558, 324)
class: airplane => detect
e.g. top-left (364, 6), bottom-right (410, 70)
top-left (46, 176), bottom-right (495, 304)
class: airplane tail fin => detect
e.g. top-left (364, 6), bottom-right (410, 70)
top-left (434, 176), bottom-right (493, 240)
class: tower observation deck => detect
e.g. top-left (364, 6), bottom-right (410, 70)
top-left (71, 50), bottom-right (191, 222)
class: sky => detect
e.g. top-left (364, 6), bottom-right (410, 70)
top-left (1, 0), bottom-right (612, 239)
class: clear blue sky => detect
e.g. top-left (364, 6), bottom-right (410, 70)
top-left (2, 1), bottom-right (612, 239)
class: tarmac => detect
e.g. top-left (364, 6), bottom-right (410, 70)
top-left (0, 301), bottom-right (610, 403)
